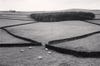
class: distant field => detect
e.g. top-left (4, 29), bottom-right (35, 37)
top-left (0, 10), bottom-right (100, 66)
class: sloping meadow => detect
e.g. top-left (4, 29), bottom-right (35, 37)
top-left (1, 10), bottom-right (100, 51)
top-left (1, 10), bottom-right (100, 66)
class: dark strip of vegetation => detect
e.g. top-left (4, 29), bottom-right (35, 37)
top-left (0, 17), bottom-right (33, 21)
top-left (48, 31), bottom-right (100, 45)
top-left (0, 43), bottom-right (42, 47)
top-left (45, 44), bottom-right (100, 58)
top-left (30, 12), bottom-right (95, 22)
top-left (0, 21), bottom-right (37, 29)
top-left (84, 20), bottom-right (100, 26)
top-left (1, 28), bottom-right (41, 45)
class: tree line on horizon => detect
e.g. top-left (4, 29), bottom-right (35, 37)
top-left (30, 11), bottom-right (95, 22)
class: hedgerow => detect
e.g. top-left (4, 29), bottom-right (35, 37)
top-left (30, 11), bottom-right (95, 22)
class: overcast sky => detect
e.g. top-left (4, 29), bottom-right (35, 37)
top-left (0, 0), bottom-right (100, 11)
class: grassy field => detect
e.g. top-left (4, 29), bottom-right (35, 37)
top-left (0, 10), bottom-right (100, 66)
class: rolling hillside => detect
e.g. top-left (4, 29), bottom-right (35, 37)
top-left (0, 9), bottom-right (100, 66)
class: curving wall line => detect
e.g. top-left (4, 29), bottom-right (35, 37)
top-left (48, 30), bottom-right (100, 44)
top-left (45, 44), bottom-right (100, 58)
top-left (1, 18), bottom-right (100, 58)
top-left (0, 28), bottom-right (42, 46)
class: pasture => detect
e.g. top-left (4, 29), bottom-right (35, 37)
top-left (0, 10), bottom-right (100, 66)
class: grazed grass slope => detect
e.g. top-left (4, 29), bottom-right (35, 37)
top-left (0, 10), bottom-right (100, 66)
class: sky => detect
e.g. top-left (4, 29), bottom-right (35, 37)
top-left (0, 0), bottom-right (100, 11)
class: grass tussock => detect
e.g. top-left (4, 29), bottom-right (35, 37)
top-left (30, 11), bottom-right (95, 22)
